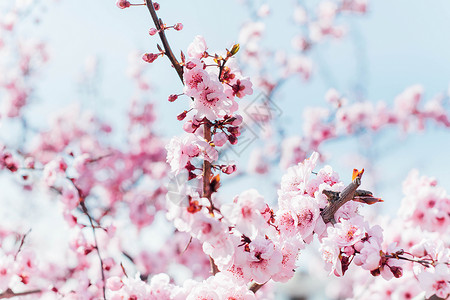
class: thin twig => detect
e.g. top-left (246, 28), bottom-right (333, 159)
top-left (14, 229), bottom-right (31, 260)
top-left (383, 254), bottom-right (435, 267)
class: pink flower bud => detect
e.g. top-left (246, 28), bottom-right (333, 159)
top-left (221, 164), bottom-right (236, 174)
top-left (213, 132), bottom-right (228, 147)
top-left (174, 23), bottom-right (183, 31)
top-left (185, 61), bottom-right (197, 69)
top-left (153, 2), bottom-right (160, 10)
top-left (116, 0), bottom-right (131, 9)
top-left (149, 28), bottom-right (158, 36)
top-left (177, 111), bottom-right (187, 121)
top-left (183, 121), bottom-right (196, 133)
top-left (142, 53), bottom-right (159, 63)
top-left (343, 246), bottom-right (355, 256)
top-left (231, 114), bottom-right (243, 126)
top-left (354, 241), bottom-right (364, 252)
top-left (168, 94), bottom-right (178, 102)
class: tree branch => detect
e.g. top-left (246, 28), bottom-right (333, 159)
top-left (144, 0), bottom-right (219, 277)
top-left (202, 122), bottom-right (212, 201)
top-left (202, 122), bottom-right (220, 275)
top-left (145, 0), bottom-right (184, 83)
top-left (0, 289), bottom-right (41, 299)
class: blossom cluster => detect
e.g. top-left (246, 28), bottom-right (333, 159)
top-left (399, 169), bottom-right (449, 233)
top-left (0, 1), bottom-right (49, 119)
top-left (0, 92), bottom-right (170, 297)
top-left (166, 36), bottom-right (252, 177)
top-left (166, 151), bottom-right (398, 291)
top-left (272, 85), bottom-right (450, 169)
top-left (318, 170), bottom-right (449, 300)
top-left (237, 0), bottom-right (369, 96)
top-left (0, 1), bottom-right (449, 299)
top-left (106, 272), bottom-right (257, 300)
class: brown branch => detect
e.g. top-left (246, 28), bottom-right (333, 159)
top-left (202, 122), bottom-right (212, 201)
top-left (218, 58), bottom-right (228, 82)
top-left (0, 288), bottom-right (41, 299)
top-left (202, 122), bottom-right (220, 275)
top-left (145, 0), bottom-right (184, 83)
top-left (320, 173), bottom-right (362, 224)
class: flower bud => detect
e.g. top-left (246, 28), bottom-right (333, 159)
top-left (221, 164), bottom-right (236, 174)
top-left (177, 111), bottom-right (187, 121)
top-left (183, 121), bottom-right (196, 133)
top-left (116, 0), bottom-right (131, 9)
top-left (213, 132), bottom-right (228, 147)
top-left (142, 53), bottom-right (159, 63)
top-left (228, 126), bottom-right (241, 136)
top-left (228, 135), bottom-right (238, 145)
top-left (231, 114), bottom-right (243, 126)
top-left (168, 94), bottom-right (178, 102)
top-left (174, 23), bottom-right (183, 31)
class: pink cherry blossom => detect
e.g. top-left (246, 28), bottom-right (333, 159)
top-left (213, 132), bottom-right (228, 147)
top-left (166, 134), bottom-right (218, 174)
top-left (190, 78), bottom-right (237, 121)
top-left (221, 189), bottom-right (268, 237)
top-left (243, 236), bottom-right (283, 284)
top-left (418, 263), bottom-right (450, 299)
top-left (187, 36), bottom-right (207, 59)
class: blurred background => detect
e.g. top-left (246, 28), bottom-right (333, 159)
top-left (0, 0), bottom-right (449, 299)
